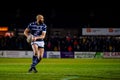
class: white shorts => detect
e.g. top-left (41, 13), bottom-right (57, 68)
top-left (31, 41), bottom-right (45, 48)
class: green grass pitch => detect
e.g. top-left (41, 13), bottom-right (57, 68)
top-left (0, 58), bottom-right (120, 80)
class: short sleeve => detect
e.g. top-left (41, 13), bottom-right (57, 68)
top-left (27, 23), bottom-right (31, 30)
top-left (42, 24), bottom-right (47, 32)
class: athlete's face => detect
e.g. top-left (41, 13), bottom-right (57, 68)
top-left (36, 15), bottom-right (44, 23)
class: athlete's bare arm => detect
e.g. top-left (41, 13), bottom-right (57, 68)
top-left (24, 28), bottom-right (30, 38)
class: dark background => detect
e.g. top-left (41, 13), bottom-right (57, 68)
top-left (0, 1), bottom-right (119, 29)
top-left (0, 1), bottom-right (120, 51)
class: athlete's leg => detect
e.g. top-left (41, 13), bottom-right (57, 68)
top-left (28, 44), bottom-right (38, 73)
top-left (30, 46), bottom-right (44, 73)
top-left (36, 41), bottom-right (45, 63)
top-left (32, 44), bottom-right (39, 66)
top-left (32, 44), bottom-right (38, 56)
top-left (28, 41), bottom-right (45, 73)
top-left (37, 48), bottom-right (44, 63)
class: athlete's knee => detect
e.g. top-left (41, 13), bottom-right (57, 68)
top-left (33, 52), bottom-right (37, 56)
top-left (35, 53), bottom-right (37, 56)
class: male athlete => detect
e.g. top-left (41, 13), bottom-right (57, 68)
top-left (24, 14), bottom-right (47, 73)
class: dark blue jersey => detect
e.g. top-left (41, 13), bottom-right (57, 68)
top-left (27, 21), bottom-right (47, 41)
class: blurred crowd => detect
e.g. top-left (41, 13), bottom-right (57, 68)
top-left (0, 34), bottom-right (120, 52)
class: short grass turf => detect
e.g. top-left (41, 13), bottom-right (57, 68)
top-left (0, 58), bottom-right (120, 80)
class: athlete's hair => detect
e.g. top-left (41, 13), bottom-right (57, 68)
top-left (36, 14), bottom-right (44, 20)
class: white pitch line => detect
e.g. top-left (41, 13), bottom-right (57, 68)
top-left (61, 76), bottom-right (79, 80)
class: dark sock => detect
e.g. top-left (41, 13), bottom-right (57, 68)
top-left (36, 57), bottom-right (42, 65)
top-left (31, 55), bottom-right (38, 68)
top-left (34, 56), bottom-right (42, 64)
